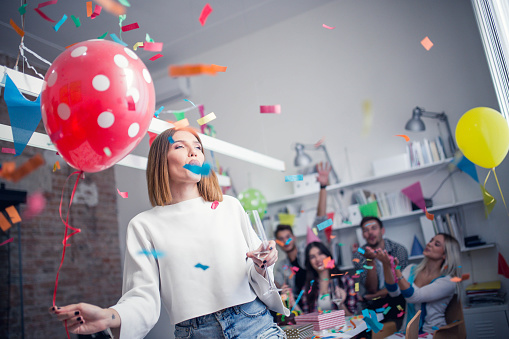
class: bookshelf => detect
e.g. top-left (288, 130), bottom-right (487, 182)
top-left (408, 243), bottom-right (496, 261)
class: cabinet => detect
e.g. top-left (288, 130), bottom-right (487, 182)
top-left (463, 304), bottom-right (509, 338)
top-left (266, 158), bottom-right (495, 271)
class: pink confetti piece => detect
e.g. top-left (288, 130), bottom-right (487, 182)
top-left (121, 22), bottom-right (139, 32)
top-left (382, 303), bottom-right (389, 308)
top-left (143, 42), bottom-right (163, 52)
top-left (0, 238), bottom-right (14, 247)
top-left (34, 0), bottom-right (59, 23)
top-left (397, 311), bottom-right (404, 318)
top-left (23, 192), bottom-right (46, 219)
top-left (2, 148), bottom-right (16, 154)
top-left (260, 105), bottom-right (281, 114)
top-left (421, 36), bottom-right (433, 51)
top-left (117, 188), bottom-right (128, 198)
top-left (211, 201), bottom-right (219, 209)
top-left (149, 54), bottom-right (163, 61)
top-left (322, 24), bottom-right (335, 29)
top-left (91, 5), bottom-right (102, 19)
top-left (199, 3), bottom-right (213, 26)
top-left (127, 96), bottom-right (135, 110)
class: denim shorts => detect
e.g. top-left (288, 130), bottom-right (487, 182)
top-left (174, 298), bottom-right (286, 339)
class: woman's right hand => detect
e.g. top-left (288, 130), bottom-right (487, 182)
top-left (49, 303), bottom-right (117, 334)
top-left (316, 162), bottom-right (331, 186)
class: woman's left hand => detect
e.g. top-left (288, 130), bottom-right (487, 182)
top-left (246, 240), bottom-right (278, 276)
top-left (374, 249), bottom-right (391, 266)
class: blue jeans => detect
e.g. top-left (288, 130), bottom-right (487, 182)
top-left (174, 298), bottom-right (286, 339)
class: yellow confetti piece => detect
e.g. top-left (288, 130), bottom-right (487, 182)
top-left (133, 42), bottom-right (144, 50)
top-left (355, 282), bottom-right (359, 292)
top-left (53, 161), bottom-right (60, 172)
top-left (362, 99), bottom-right (373, 136)
top-left (397, 305), bottom-right (403, 311)
top-left (312, 228), bottom-right (318, 236)
top-left (197, 112), bottom-right (216, 125)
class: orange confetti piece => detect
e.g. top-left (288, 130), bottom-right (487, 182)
top-left (65, 42), bottom-right (79, 49)
top-left (425, 208), bottom-right (434, 220)
top-left (9, 19), bottom-right (24, 37)
top-left (5, 206), bottom-right (21, 224)
top-left (350, 319), bottom-right (356, 329)
top-left (330, 235), bottom-right (336, 239)
top-left (173, 118), bottom-right (190, 129)
top-left (421, 36), bottom-right (434, 51)
top-left (94, 0), bottom-right (126, 15)
top-left (0, 214), bottom-right (11, 232)
top-left (8, 154), bottom-right (44, 183)
top-left (395, 134), bottom-right (410, 142)
top-left (450, 277), bottom-right (462, 282)
top-left (169, 64), bottom-right (226, 77)
top-left (276, 240), bottom-right (285, 247)
top-left (461, 273), bottom-right (470, 281)
top-left (211, 64), bottom-right (227, 72)
top-left (352, 258), bottom-right (360, 263)
top-left (53, 161), bottom-right (60, 172)
top-left (331, 273), bottom-right (344, 276)
top-left (86, 1), bottom-right (93, 17)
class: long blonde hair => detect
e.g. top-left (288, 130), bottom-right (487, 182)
top-left (146, 126), bottom-right (223, 206)
top-left (415, 233), bottom-right (462, 278)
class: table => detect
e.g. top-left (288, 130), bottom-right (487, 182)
top-left (311, 313), bottom-right (384, 338)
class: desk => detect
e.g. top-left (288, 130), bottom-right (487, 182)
top-left (312, 313), bottom-right (384, 338)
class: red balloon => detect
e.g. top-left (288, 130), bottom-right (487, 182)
top-left (41, 39), bottom-right (155, 172)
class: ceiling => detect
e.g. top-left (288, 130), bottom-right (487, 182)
top-left (0, 0), bottom-right (333, 77)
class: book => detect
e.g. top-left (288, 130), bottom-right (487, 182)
top-left (413, 141), bottom-right (425, 166)
top-left (422, 139), bottom-right (432, 165)
top-left (435, 136), bottom-right (446, 160)
top-left (429, 140), bottom-right (440, 162)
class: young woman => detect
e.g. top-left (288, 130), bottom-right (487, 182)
top-left (376, 233), bottom-right (461, 335)
top-left (298, 242), bottom-right (353, 315)
top-left (50, 127), bottom-right (289, 339)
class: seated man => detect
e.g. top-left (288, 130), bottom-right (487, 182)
top-left (352, 216), bottom-right (409, 328)
top-left (274, 224), bottom-right (307, 303)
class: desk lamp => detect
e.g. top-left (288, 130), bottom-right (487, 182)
top-left (293, 143), bottom-right (340, 184)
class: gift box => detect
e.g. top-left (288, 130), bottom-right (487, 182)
top-left (280, 323), bottom-right (314, 339)
top-left (295, 310), bottom-right (346, 331)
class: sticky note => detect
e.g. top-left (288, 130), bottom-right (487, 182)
top-left (358, 248), bottom-right (365, 254)
top-left (285, 175), bottom-right (303, 182)
top-left (199, 3), bottom-right (213, 26)
top-left (260, 105), bottom-right (281, 114)
top-left (195, 263), bottom-right (209, 270)
top-left (149, 54), bottom-right (163, 61)
top-left (117, 188), bottom-right (128, 198)
top-left (0, 214), bottom-right (12, 232)
top-left (317, 218), bottom-right (333, 231)
top-left (211, 201), bottom-right (219, 209)
top-left (197, 112), bottom-right (216, 125)
top-left (421, 36), bottom-right (433, 51)
top-left (121, 22), bottom-right (139, 32)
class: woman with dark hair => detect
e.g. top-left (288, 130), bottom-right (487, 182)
top-left (50, 127), bottom-right (288, 339)
top-left (376, 233), bottom-right (462, 335)
top-left (288, 242), bottom-right (353, 315)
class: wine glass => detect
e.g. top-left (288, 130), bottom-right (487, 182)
top-left (246, 210), bottom-right (282, 294)
top-left (330, 277), bottom-right (344, 310)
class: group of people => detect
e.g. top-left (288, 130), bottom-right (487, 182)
top-left (49, 127), bottom-right (462, 339)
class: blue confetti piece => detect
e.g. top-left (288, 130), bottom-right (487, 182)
top-left (285, 238), bottom-right (292, 245)
top-left (110, 33), bottom-right (128, 46)
top-left (183, 163), bottom-right (211, 175)
top-left (154, 106), bottom-right (164, 118)
top-left (317, 218), bottom-right (333, 231)
top-left (363, 265), bottom-right (373, 270)
top-left (195, 263), bottom-right (209, 270)
top-left (184, 99), bottom-right (196, 107)
top-left (358, 248), bottom-right (365, 254)
top-left (432, 326), bottom-right (439, 331)
top-left (375, 308), bottom-right (385, 313)
top-left (285, 174), bottom-right (303, 182)
top-left (138, 249), bottom-right (165, 259)
top-left (168, 136), bottom-right (175, 144)
top-left (355, 270), bottom-right (364, 275)
top-left (53, 14), bottom-right (68, 32)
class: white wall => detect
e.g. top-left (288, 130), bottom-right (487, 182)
top-left (115, 0), bottom-right (509, 337)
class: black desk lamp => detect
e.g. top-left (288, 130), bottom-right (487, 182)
top-left (293, 143), bottom-right (340, 184)
top-left (405, 106), bottom-right (457, 157)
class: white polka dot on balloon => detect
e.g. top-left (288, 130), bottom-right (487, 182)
top-left (128, 123), bottom-right (140, 137)
top-left (97, 111), bottom-right (115, 128)
top-left (71, 46), bottom-right (87, 57)
top-left (57, 103), bottom-right (71, 120)
top-left (143, 69), bottom-right (152, 83)
top-left (114, 54), bottom-right (128, 68)
top-left (126, 88), bottom-right (140, 103)
top-left (92, 75), bottom-right (110, 92)
top-left (47, 71), bottom-right (58, 87)
top-left (124, 48), bottom-right (138, 60)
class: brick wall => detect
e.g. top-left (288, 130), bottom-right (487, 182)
top-left (0, 54), bottom-right (122, 338)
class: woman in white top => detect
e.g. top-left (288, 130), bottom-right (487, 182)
top-left (50, 127), bottom-right (289, 339)
top-left (375, 233), bottom-right (461, 335)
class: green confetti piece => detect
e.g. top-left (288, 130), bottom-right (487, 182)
top-left (71, 15), bottom-right (81, 28)
top-left (338, 243), bottom-right (343, 246)
top-left (396, 265), bottom-right (401, 270)
top-left (118, 0), bottom-right (131, 7)
top-left (145, 33), bottom-right (154, 43)
top-left (18, 4), bottom-right (27, 15)
top-left (383, 306), bottom-right (392, 315)
top-left (173, 112), bottom-right (186, 121)
top-left (97, 32), bottom-right (108, 39)
top-left (320, 294), bottom-right (330, 300)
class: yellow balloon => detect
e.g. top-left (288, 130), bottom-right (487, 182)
top-left (455, 107), bottom-right (509, 168)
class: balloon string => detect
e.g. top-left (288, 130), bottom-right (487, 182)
top-left (492, 168), bottom-right (509, 216)
top-left (53, 170), bottom-right (83, 339)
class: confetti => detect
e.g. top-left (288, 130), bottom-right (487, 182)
top-left (0, 238), bottom-right (14, 247)
top-left (461, 273), bottom-right (470, 281)
top-left (199, 3), bottom-right (213, 26)
top-left (376, 308), bottom-right (385, 313)
top-left (421, 36), bottom-right (434, 51)
top-left (121, 22), bottom-right (139, 32)
top-left (317, 218), bottom-right (333, 231)
top-left (351, 274), bottom-right (360, 278)
top-left (396, 265), bottom-right (401, 270)
top-left (154, 106), bottom-right (164, 118)
top-left (383, 306), bottom-right (392, 315)
top-left (9, 19), bottom-right (24, 37)
top-left (70, 15), bottom-right (81, 27)
top-left (285, 175), bottom-right (303, 182)
top-left (322, 24), bottom-right (335, 29)
top-left (110, 33), bottom-right (128, 46)
top-left (144, 42), bottom-right (163, 51)
top-left (53, 161), bottom-right (60, 172)
top-left (183, 163), bottom-right (211, 176)
top-left (450, 277), bottom-right (462, 282)
top-left (23, 192), bottom-right (46, 219)
top-left (323, 256), bottom-right (335, 269)
top-left (358, 248), bottom-right (365, 254)
top-left (350, 319), bottom-right (356, 329)
top-left (195, 263), bottom-right (209, 270)
top-left (173, 118), bottom-right (190, 129)
top-left (5, 206), bottom-right (21, 224)
top-left (149, 54), bottom-right (163, 61)
top-left (352, 258), bottom-right (360, 263)
top-left (397, 305), bottom-right (403, 311)
top-left (117, 188), bottom-right (128, 198)
top-left (169, 64), bottom-right (226, 77)
top-left (292, 290), bottom-right (305, 312)
top-left (395, 134), bottom-right (410, 142)
top-left (425, 208), bottom-right (434, 220)
top-left (97, 31), bottom-right (108, 39)
top-left (86, 1), bottom-right (93, 17)
top-left (139, 249), bottom-right (165, 259)
top-left (53, 14), bottom-right (68, 32)
top-left (362, 100), bottom-right (373, 136)
top-left (0, 214), bottom-right (12, 232)
top-left (211, 201), bottom-right (219, 209)
top-left (104, 147), bottom-right (112, 157)
top-left (6, 154), bottom-right (45, 183)
top-left (363, 265), bottom-right (373, 270)
top-left (355, 282), bottom-right (359, 292)
top-left (133, 42), bottom-right (144, 50)
top-left (197, 112), bottom-right (216, 125)
top-left (2, 148), bottom-right (16, 154)
top-left (276, 240), bottom-right (285, 247)
top-left (168, 136), bottom-right (175, 144)
top-left (91, 5), bottom-right (102, 19)
top-left (18, 4), bottom-right (27, 15)
top-left (260, 105), bottom-right (281, 114)
top-left (34, 0), bottom-right (58, 23)
top-left (285, 238), bottom-right (292, 245)
top-left (397, 311), bottom-right (404, 318)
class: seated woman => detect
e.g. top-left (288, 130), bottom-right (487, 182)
top-left (284, 241), bottom-right (354, 315)
top-left (376, 233), bottom-right (461, 335)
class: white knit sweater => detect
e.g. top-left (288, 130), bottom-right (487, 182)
top-left (110, 195), bottom-right (289, 339)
